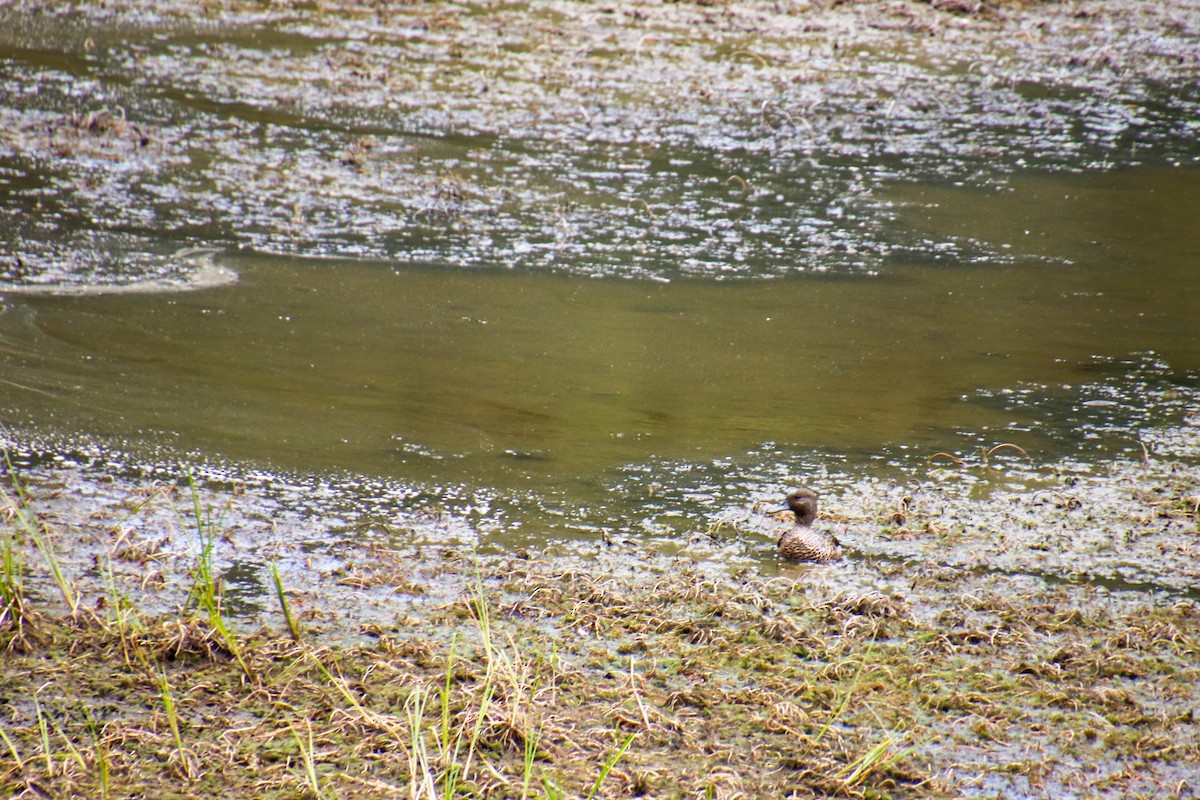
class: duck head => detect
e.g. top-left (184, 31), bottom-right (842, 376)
top-left (778, 488), bottom-right (818, 527)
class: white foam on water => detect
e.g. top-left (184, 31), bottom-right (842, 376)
top-left (0, 248), bottom-right (238, 296)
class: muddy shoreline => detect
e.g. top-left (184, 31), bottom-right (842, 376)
top-left (3, 436), bottom-right (1199, 797)
top-left (5, 418), bottom-right (1200, 632)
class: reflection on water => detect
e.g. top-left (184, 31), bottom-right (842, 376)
top-left (1, 159), bottom-right (1198, 509)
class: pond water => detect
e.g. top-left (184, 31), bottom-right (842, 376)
top-left (1, 1), bottom-right (1198, 544)
top-left (4, 10), bottom-right (1200, 797)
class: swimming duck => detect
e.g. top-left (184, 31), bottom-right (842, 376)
top-left (775, 488), bottom-right (842, 563)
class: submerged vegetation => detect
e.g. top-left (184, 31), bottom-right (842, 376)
top-left (3, 454), bottom-right (1199, 799)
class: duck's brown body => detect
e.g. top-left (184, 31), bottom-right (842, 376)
top-left (776, 489), bottom-right (842, 563)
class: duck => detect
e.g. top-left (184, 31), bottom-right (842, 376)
top-left (775, 488), bottom-right (842, 563)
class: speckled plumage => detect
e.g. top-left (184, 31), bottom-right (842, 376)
top-left (776, 488), bottom-right (842, 563)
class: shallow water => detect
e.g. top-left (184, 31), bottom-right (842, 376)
top-left (2, 168), bottom-right (1197, 495)
top-left (1, 0), bottom-right (1198, 553)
